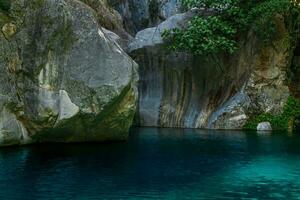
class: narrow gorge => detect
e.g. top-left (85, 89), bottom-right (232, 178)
top-left (0, 0), bottom-right (299, 146)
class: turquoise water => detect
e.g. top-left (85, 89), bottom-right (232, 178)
top-left (1, 128), bottom-right (300, 199)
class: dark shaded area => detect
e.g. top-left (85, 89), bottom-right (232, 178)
top-left (289, 41), bottom-right (300, 97)
top-left (289, 41), bottom-right (300, 130)
top-left (0, 0), bottom-right (10, 12)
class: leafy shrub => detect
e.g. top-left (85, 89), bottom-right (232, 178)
top-left (163, 0), bottom-right (300, 55)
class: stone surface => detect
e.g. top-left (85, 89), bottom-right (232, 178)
top-left (210, 16), bottom-right (292, 129)
top-left (80, 0), bottom-right (132, 40)
top-left (129, 8), bottom-right (199, 51)
top-left (109, 0), bottom-right (182, 34)
top-left (129, 10), bottom-right (249, 128)
top-left (130, 11), bottom-right (292, 129)
top-left (257, 122), bottom-right (272, 131)
top-left (0, 0), bottom-right (138, 146)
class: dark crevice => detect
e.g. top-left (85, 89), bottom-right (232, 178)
top-left (0, 0), bottom-right (11, 12)
top-left (289, 40), bottom-right (300, 98)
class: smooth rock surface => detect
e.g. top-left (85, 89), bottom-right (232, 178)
top-left (129, 10), bottom-right (248, 128)
top-left (257, 122), bottom-right (272, 131)
top-left (0, 0), bottom-right (138, 146)
top-left (129, 9), bottom-right (199, 51)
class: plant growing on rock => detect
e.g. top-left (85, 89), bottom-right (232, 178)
top-left (162, 0), bottom-right (300, 55)
top-left (244, 97), bottom-right (300, 130)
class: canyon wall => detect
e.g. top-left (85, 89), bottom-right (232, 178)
top-left (0, 0), bottom-right (297, 146)
top-left (128, 9), bottom-right (293, 129)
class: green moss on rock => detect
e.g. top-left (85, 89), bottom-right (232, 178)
top-left (0, 12), bottom-right (11, 27)
top-left (244, 97), bottom-right (300, 131)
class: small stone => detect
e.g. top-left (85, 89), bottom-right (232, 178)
top-left (257, 122), bottom-right (272, 131)
top-left (2, 23), bottom-right (17, 39)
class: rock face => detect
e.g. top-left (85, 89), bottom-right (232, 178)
top-left (129, 10), bottom-right (248, 128)
top-left (109, 0), bottom-right (182, 34)
top-left (211, 16), bottom-right (292, 129)
top-left (257, 122), bottom-right (272, 131)
top-left (0, 0), bottom-right (138, 146)
top-left (80, 0), bottom-right (132, 41)
top-left (130, 11), bottom-right (292, 129)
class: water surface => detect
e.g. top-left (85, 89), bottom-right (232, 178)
top-left (1, 128), bottom-right (300, 199)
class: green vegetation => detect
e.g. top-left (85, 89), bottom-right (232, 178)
top-left (0, 0), bottom-right (10, 12)
top-left (162, 0), bottom-right (300, 55)
top-left (244, 97), bottom-right (300, 130)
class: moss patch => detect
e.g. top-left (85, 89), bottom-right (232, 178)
top-left (0, 12), bottom-right (11, 27)
top-left (0, 0), bottom-right (10, 12)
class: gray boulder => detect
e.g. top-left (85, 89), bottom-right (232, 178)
top-left (257, 122), bottom-right (272, 131)
top-left (0, 0), bottom-right (138, 146)
top-left (129, 8), bottom-right (199, 51)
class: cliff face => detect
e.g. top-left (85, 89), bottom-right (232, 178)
top-left (0, 0), bottom-right (138, 146)
top-left (210, 16), bottom-right (292, 129)
top-left (127, 10), bottom-right (245, 128)
top-left (129, 10), bottom-right (293, 129)
top-left (0, 0), bottom-right (297, 146)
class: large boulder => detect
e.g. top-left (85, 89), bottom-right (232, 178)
top-left (129, 8), bottom-right (200, 51)
top-left (257, 122), bottom-right (272, 131)
top-left (0, 0), bottom-right (138, 146)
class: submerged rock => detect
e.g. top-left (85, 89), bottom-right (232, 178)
top-left (0, 0), bottom-right (138, 146)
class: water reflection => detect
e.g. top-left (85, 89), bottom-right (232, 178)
top-left (0, 128), bottom-right (300, 199)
